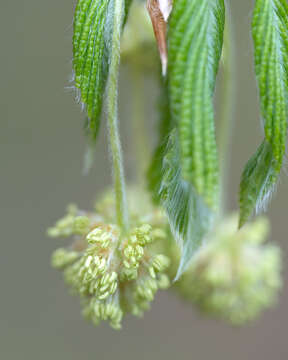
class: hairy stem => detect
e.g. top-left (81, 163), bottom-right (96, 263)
top-left (218, 13), bottom-right (236, 215)
top-left (107, 0), bottom-right (129, 233)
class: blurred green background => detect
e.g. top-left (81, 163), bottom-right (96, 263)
top-left (1, 1), bottom-right (288, 359)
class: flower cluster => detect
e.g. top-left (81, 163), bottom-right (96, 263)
top-left (176, 215), bottom-right (282, 325)
top-left (49, 192), bottom-right (283, 328)
top-left (48, 202), bottom-right (171, 329)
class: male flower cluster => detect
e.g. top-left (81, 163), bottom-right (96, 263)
top-left (48, 203), bottom-right (170, 329)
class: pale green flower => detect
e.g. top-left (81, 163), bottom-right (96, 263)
top-left (177, 215), bottom-right (282, 325)
top-left (49, 197), bottom-right (171, 329)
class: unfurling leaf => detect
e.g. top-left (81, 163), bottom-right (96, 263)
top-left (73, 0), bottom-right (131, 140)
top-left (239, 0), bottom-right (288, 227)
top-left (155, 0), bottom-right (225, 278)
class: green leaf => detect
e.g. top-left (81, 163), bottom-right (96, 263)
top-left (168, 0), bottom-right (224, 209)
top-left (159, 131), bottom-right (213, 279)
top-left (157, 0), bottom-right (225, 278)
top-left (73, 0), bottom-right (132, 140)
top-left (239, 0), bottom-right (288, 226)
top-left (239, 141), bottom-right (278, 227)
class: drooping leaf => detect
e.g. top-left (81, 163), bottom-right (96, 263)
top-left (156, 0), bottom-right (225, 278)
top-left (73, 0), bottom-right (132, 140)
top-left (239, 0), bottom-right (288, 227)
top-left (159, 131), bottom-right (213, 279)
top-left (168, 0), bottom-right (224, 209)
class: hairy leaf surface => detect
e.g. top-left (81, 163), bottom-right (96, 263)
top-left (157, 0), bottom-right (225, 278)
top-left (73, 0), bottom-right (131, 140)
top-left (239, 0), bottom-right (288, 227)
top-left (159, 131), bottom-right (213, 278)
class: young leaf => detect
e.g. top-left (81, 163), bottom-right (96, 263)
top-left (159, 131), bottom-right (213, 279)
top-left (239, 141), bottom-right (277, 227)
top-left (239, 0), bottom-right (288, 227)
top-left (158, 0), bottom-right (225, 278)
top-left (73, 0), bottom-right (132, 140)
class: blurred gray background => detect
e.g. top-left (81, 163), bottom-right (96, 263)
top-left (1, 1), bottom-right (288, 359)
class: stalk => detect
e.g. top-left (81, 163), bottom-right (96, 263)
top-left (107, 0), bottom-right (129, 233)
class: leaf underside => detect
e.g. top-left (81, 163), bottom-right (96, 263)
top-left (159, 131), bottom-right (213, 279)
top-left (239, 0), bottom-right (288, 227)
